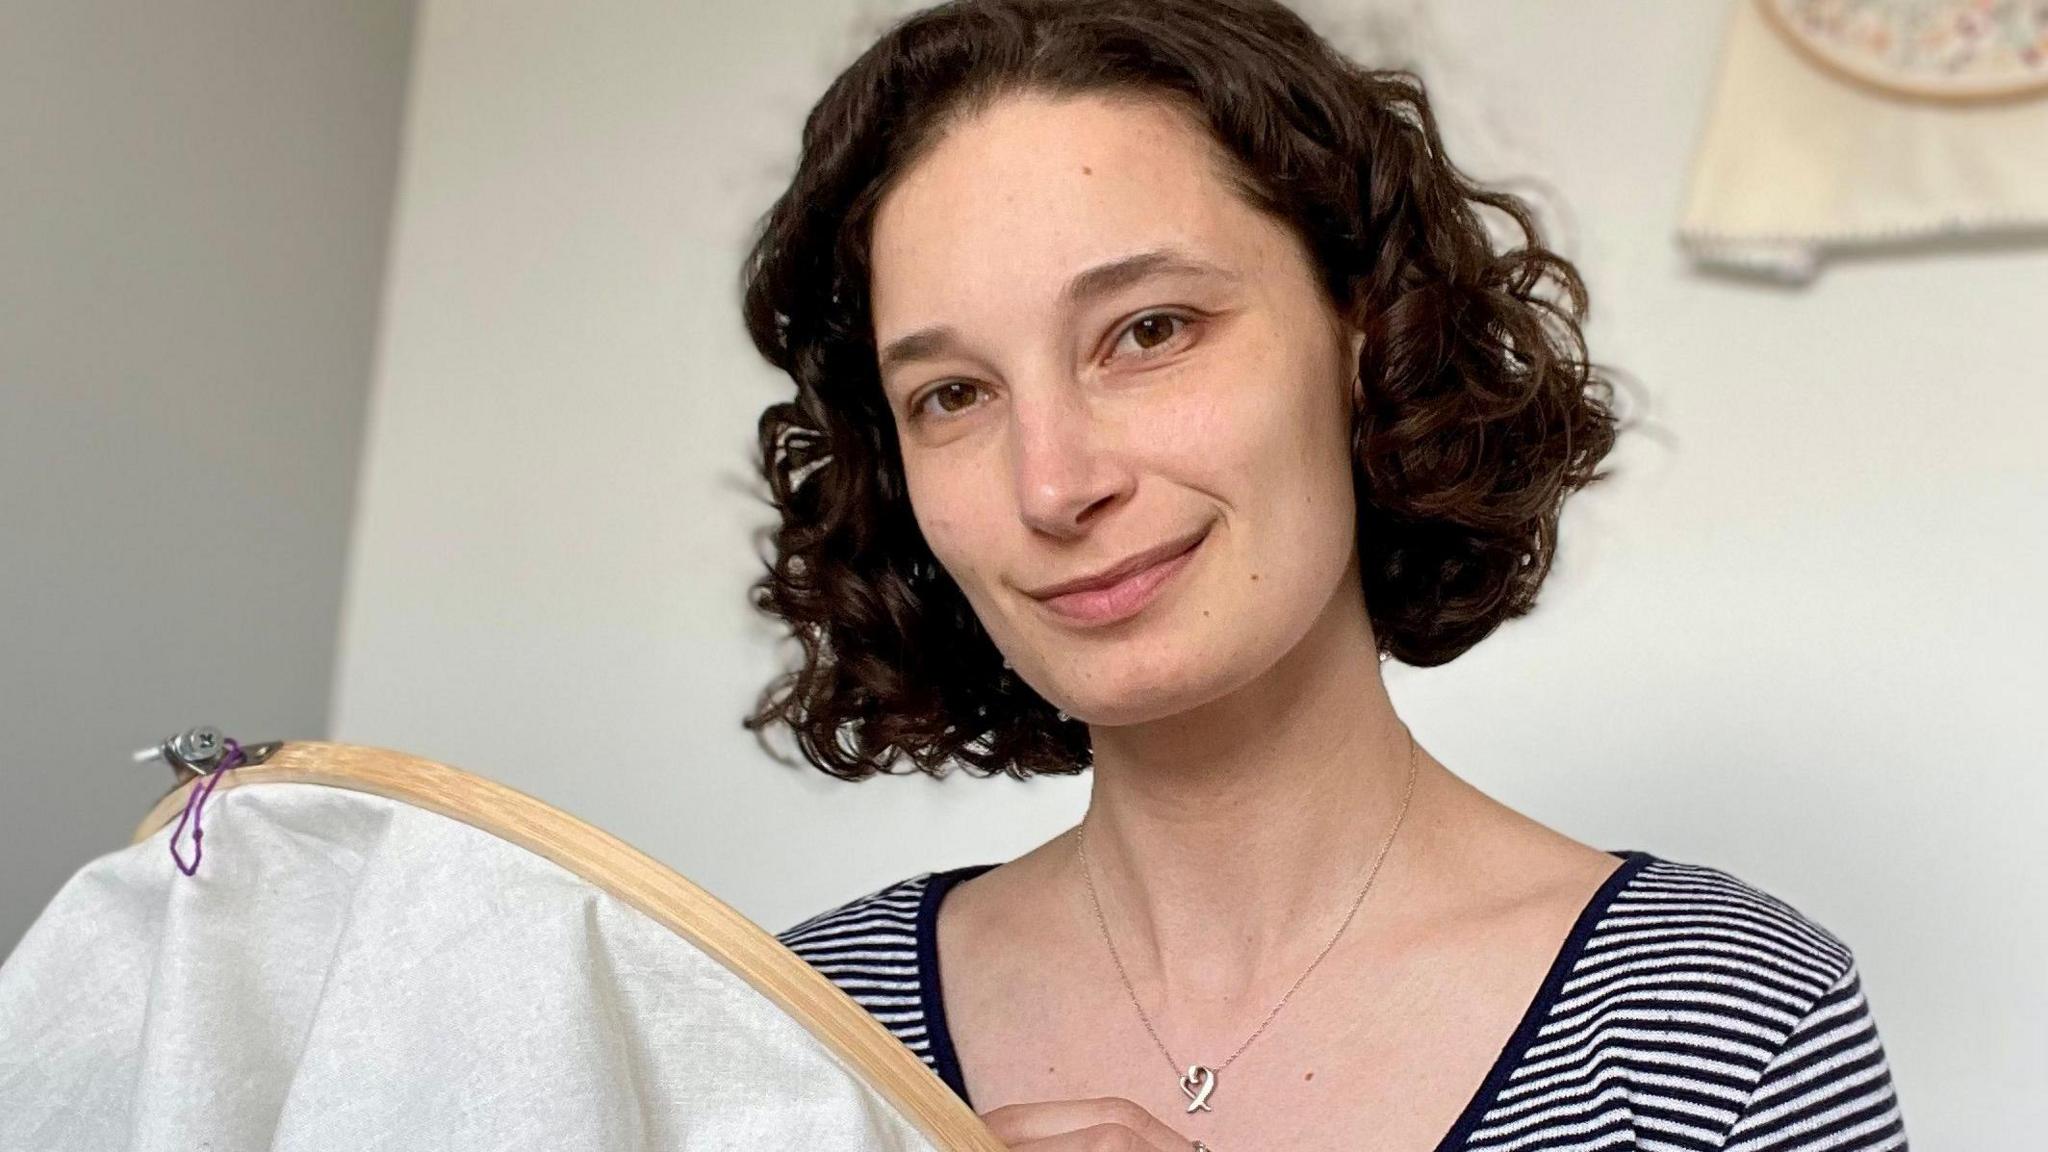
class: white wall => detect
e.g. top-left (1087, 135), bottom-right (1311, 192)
top-left (332, 1), bottom-right (2047, 1142)
top-left (0, 1), bottom-right (415, 954)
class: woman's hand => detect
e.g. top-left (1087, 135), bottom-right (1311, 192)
top-left (980, 1096), bottom-right (1195, 1150)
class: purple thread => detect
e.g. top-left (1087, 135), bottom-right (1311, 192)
top-left (171, 738), bottom-right (243, 877)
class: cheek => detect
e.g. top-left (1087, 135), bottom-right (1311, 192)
top-left (906, 466), bottom-right (1000, 591)
top-left (1168, 366), bottom-right (1356, 597)
top-left (1155, 367), bottom-right (1349, 517)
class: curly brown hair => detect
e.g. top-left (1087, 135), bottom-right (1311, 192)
top-left (738, 0), bottom-right (1623, 782)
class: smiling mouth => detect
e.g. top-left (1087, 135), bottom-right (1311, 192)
top-left (1026, 525), bottom-right (1210, 627)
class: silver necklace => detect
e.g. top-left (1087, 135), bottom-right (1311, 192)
top-left (1074, 733), bottom-right (1419, 1118)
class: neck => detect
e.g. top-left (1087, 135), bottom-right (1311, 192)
top-left (1071, 574), bottom-right (1428, 1011)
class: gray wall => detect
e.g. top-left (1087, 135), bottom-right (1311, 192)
top-left (0, 1), bottom-right (416, 951)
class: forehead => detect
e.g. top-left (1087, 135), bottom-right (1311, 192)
top-left (868, 92), bottom-right (1263, 331)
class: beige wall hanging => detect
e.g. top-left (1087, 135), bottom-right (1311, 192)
top-left (1681, 0), bottom-right (2048, 280)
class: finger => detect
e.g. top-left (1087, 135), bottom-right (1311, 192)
top-left (1003, 1124), bottom-right (1188, 1151)
top-left (980, 1096), bottom-right (1192, 1151)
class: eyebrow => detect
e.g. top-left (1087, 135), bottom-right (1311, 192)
top-left (874, 247), bottom-right (1238, 378)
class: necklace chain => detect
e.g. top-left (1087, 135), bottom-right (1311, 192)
top-left (1074, 731), bottom-right (1420, 1090)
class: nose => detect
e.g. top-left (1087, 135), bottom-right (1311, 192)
top-left (1010, 381), bottom-right (1132, 539)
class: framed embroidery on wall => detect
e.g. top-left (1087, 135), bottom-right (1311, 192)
top-left (1758, 0), bottom-right (2048, 102)
top-left (1679, 0), bottom-right (2048, 280)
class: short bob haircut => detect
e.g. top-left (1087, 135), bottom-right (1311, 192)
top-left (739, 0), bottom-right (1622, 782)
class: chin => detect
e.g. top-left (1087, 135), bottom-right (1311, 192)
top-left (1003, 552), bottom-right (1318, 728)
top-left (1042, 637), bottom-right (1248, 728)
top-left (1036, 581), bottom-right (1326, 729)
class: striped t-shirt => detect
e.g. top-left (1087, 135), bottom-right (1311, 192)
top-left (776, 849), bottom-right (1908, 1150)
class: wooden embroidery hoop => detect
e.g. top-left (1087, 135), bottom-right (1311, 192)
top-left (133, 739), bottom-right (1003, 1152)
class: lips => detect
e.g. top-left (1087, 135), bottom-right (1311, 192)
top-left (1025, 525), bottom-right (1209, 626)
top-left (1025, 526), bottom-right (1210, 599)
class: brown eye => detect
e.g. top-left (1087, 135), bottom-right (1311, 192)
top-left (1130, 314), bottom-right (1179, 349)
top-left (915, 380), bottom-right (984, 419)
top-left (1113, 311), bottom-right (1195, 359)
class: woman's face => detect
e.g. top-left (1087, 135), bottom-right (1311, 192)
top-left (868, 91), bottom-right (1367, 727)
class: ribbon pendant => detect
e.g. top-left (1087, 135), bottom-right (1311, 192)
top-left (1180, 1064), bottom-right (1217, 1113)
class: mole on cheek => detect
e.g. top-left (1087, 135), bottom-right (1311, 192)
top-left (1250, 573), bottom-right (1260, 582)
top-left (1304, 1070), bottom-right (1315, 1081)
top-left (1080, 165), bottom-right (1092, 175)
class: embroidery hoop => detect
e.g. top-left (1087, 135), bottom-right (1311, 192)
top-left (129, 738), bottom-right (1006, 1151)
top-left (1758, 0), bottom-right (2048, 103)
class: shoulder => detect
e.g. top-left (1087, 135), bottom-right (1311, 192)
top-left (1487, 851), bottom-right (1905, 1149)
top-left (773, 869), bottom-right (958, 1066)
top-left (1561, 851), bottom-right (1865, 1061)
top-left (1592, 852), bottom-right (1858, 992)
top-left (774, 870), bottom-right (940, 956)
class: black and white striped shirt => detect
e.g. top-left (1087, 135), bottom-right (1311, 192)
top-left (776, 849), bottom-right (1908, 1150)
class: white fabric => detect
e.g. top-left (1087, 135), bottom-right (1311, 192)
top-left (1679, 0), bottom-right (2048, 281)
top-left (0, 782), bottom-right (943, 1151)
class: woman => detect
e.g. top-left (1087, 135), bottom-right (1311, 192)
top-left (743, 1), bottom-right (1907, 1149)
